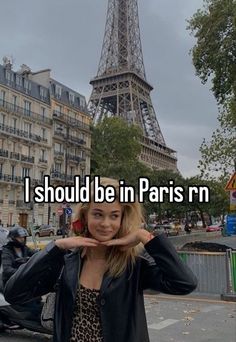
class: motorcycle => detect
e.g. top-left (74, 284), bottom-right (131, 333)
top-left (0, 267), bottom-right (52, 335)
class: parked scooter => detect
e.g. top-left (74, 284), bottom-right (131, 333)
top-left (0, 270), bottom-right (52, 335)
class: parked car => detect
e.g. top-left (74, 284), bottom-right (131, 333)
top-left (34, 224), bottom-right (56, 237)
top-left (164, 223), bottom-right (181, 236)
top-left (153, 224), bottom-right (167, 236)
top-left (206, 224), bottom-right (224, 232)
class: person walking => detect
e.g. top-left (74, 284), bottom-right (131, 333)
top-left (4, 177), bottom-right (197, 342)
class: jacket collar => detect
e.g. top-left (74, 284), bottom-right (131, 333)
top-left (64, 248), bottom-right (114, 295)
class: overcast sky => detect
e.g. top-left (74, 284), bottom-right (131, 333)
top-left (0, 0), bottom-right (219, 177)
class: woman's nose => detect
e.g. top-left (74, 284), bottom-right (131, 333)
top-left (101, 217), bottom-right (110, 227)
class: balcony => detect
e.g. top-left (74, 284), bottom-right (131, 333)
top-left (8, 200), bottom-right (16, 205)
top-left (54, 151), bottom-right (64, 158)
top-left (16, 200), bottom-right (32, 209)
top-left (39, 158), bottom-right (47, 163)
top-left (21, 155), bottom-right (34, 164)
top-left (53, 110), bottom-right (64, 119)
top-left (0, 149), bottom-right (8, 158)
top-left (52, 110), bottom-right (90, 132)
top-left (0, 123), bottom-right (45, 144)
top-left (68, 135), bottom-right (86, 146)
top-left (10, 152), bottom-right (20, 160)
top-left (67, 154), bottom-right (81, 163)
top-left (0, 173), bottom-right (24, 184)
top-left (31, 179), bottom-right (44, 186)
top-left (51, 171), bottom-right (73, 183)
top-left (0, 99), bottom-right (52, 126)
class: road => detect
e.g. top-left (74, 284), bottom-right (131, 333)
top-left (1, 295), bottom-right (235, 341)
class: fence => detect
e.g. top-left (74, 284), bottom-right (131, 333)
top-left (178, 250), bottom-right (236, 295)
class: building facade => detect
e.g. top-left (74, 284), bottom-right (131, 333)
top-left (0, 58), bottom-right (91, 229)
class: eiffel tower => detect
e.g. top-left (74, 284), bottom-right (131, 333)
top-left (89, 0), bottom-right (177, 171)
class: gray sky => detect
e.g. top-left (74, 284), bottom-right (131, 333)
top-left (0, 0), bottom-right (219, 177)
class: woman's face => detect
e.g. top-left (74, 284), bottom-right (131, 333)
top-left (86, 201), bottom-right (122, 241)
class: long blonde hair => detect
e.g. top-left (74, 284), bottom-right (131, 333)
top-left (72, 177), bottom-right (145, 278)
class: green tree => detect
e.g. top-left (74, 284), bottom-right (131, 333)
top-left (187, 0), bottom-right (236, 177)
top-left (144, 170), bottom-right (186, 220)
top-left (91, 116), bottom-right (151, 183)
top-left (184, 176), bottom-right (228, 227)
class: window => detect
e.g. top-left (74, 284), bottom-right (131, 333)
top-left (8, 189), bottom-right (15, 202)
top-left (0, 163), bottom-right (3, 176)
top-left (69, 92), bottom-right (75, 104)
top-left (12, 117), bottom-right (17, 129)
top-left (12, 95), bottom-right (17, 110)
top-left (22, 167), bottom-right (30, 178)
top-left (81, 168), bottom-right (85, 180)
top-left (40, 170), bottom-right (44, 182)
top-left (12, 141), bottom-right (16, 153)
top-left (40, 86), bottom-right (47, 101)
top-left (0, 113), bottom-right (6, 125)
top-left (11, 165), bottom-right (15, 177)
top-left (80, 97), bottom-right (86, 108)
top-left (40, 149), bottom-right (46, 160)
top-left (55, 163), bottom-right (61, 172)
top-left (70, 167), bottom-right (74, 176)
top-left (0, 138), bottom-right (4, 149)
top-left (41, 107), bottom-right (46, 118)
top-left (8, 213), bottom-right (13, 226)
top-left (41, 127), bottom-right (47, 140)
top-left (16, 75), bottom-right (23, 88)
top-left (24, 79), bottom-right (31, 93)
top-left (55, 142), bottom-right (63, 152)
top-left (55, 85), bottom-right (62, 99)
top-left (5, 70), bottom-right (14, 85)
top-left (22, 144), bottom-right (30, 156)
top-left (24, 100), bottom-right (31, 116)
top-left (0, 90), bottom-right (5, 106)
top-left (24, 122), bottom-right (31, 135)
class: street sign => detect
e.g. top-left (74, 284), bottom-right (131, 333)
top-left (225, 172), bottom-right (236, 191)
top-left (226, 214), bottom-right (236, 235)
top-left (57, 208), bottom-right (64, 216)
top-left (66, 207), bottom-right (72, 216)
top-left (230, 190), bottom-right (236, 211)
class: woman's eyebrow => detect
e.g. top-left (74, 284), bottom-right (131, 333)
top-left (91, 209), bottom-right (121, 213)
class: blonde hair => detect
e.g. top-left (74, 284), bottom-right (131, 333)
top-left (72, 177), bottom-right (145, 278)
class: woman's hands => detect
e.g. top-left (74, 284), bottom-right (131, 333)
top-left (100, 230), bottom-right (154, 251)
top-left (55, 230), bottom-right (154, 251)
top-left (55, 236), bottom-right (100, 250)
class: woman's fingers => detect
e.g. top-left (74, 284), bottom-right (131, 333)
top-left (56, 237), bottom-right (101, 250)
top-left (100, 238), bottom-right (126, 246)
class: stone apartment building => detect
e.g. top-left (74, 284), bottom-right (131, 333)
top-left (0, 58), bottom-right (91, 229)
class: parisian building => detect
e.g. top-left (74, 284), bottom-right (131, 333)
top-left (0, 58), bottom-right (91, 229)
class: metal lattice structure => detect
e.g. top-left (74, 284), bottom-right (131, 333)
top-left (89, 0), bottom-right (177, 170)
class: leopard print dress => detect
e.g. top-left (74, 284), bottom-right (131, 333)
top-left (70, 284), bottom-right (104, 342)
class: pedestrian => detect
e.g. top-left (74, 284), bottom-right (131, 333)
top-left (4, 177), bottom-right (197, 342)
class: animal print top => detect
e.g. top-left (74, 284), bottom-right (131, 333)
top-left (70, 284), bottom-right (103, 342)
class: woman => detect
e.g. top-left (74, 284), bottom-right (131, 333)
top-left (4, 177), bottom-right (197, 342)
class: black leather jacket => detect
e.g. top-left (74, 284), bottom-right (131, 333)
top-left (1, 241), bottom-right (36, 286)
top-left (4, 234), bottom-right (197, 342)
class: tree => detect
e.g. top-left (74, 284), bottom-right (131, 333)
top-left (144, 170), bottom-right (186, 220)
top-left (183, 176), bottom-right (228, 227)
top-left (187, 0), bottom-right (236, 177)
top-left (91, 116), bottom-right (151, 184)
